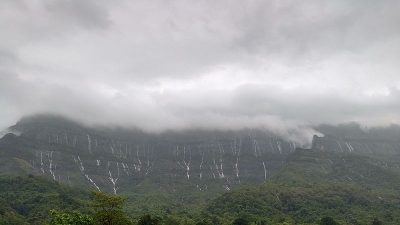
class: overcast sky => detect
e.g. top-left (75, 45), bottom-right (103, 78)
top-left (1, 0), bottom-right (400, 145)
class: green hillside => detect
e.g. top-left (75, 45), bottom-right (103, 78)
top-left (0, 174), bottom-right (92, 225)
top-left (205, 149), bottom-right (400, 225)
top-left (2, 117), bottom-right (400, 224)
top-left (1, 149), bottom-right (400, 225)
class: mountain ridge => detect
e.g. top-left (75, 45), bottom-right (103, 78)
top-left (2, 114), bottom-right (400, 223)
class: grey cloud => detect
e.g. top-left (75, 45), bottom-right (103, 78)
top-left (43, 0), bottom-right (113, 30)
top-left (230, 0), bottom-right (400, 61)
top-left (1, 69), bottom-right (400, 147)
top-left (3, 0), bottom-right (398, 83)
top-left (0, 0), bottom-right (113, 49)
top-left (0, 48), bottom-right (18, 66)
top-left (233, 84), bottom-right (400, 125)
top-left (0, 128), bottom-right (21, 139)
top-left (0, 75), bottom-right (323, 146)
top-left (155, 83), bottom-right (400, 127)
top-left (1, 0), bottom-right (400, 147)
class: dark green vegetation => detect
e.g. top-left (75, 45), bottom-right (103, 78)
top-left (1, 116), bottom-right (400, 224)
top-left (206, 149), bottom-right (400, 224)
top-left (91, 191), bottom-right (132, 225)
top-left (48, 210), bottom-right (93, 225)
top-left (0, 174), bottom-right (91, 225)
top-left (1, 148), bottom-right (398, 225)
top-left (47, 191), bottom-right (131, 225)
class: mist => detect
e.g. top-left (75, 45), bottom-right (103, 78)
top-left (1, 0), bottom-right (400, 146)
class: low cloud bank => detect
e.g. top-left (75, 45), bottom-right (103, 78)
top-left (1, 0), bottom-right (400, 146)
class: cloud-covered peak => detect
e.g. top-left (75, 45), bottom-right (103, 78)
top-left (1, 0), bottom-right (400, 146)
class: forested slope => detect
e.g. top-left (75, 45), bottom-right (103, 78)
top-left (205, 149), bottom-right (400, 225)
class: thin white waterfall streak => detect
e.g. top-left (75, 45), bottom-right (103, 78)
top-left (48, 151), bottom-right (56, 180)
top-left (77, 156), bottom-right (85, 171)
top-left (145, 158), bottom-right (156, 175)
top-left (337, 141), bottom-right (343, 152)
top-left (67, 172), bottom-right (71, 185)
top-left (124, 144), bottom-right (128, 159)
top-left (136, 146), bottom-right (142, 171)
top-left (210, 165), bottom-right (216, 178)
top-left (232, 138), bottom-right (241, 156)
top-left (96, 159), bottom-right (100, 166)
top-left (73, 155), bottom-right (101, 191)
top-left (199, 154), bottom-right (204, 179)
top-left (345, 143), bottom-right (355, 153)
top-left (182, 145), bottom-right (191, 179)
top-left (40, 151), bottom-right (44, 173)
top-left (239, 138), bottom-right (242, 155)
top-left (110, 144), bottom-right (115, 155)
top-left (30, 159), bottom-right (35, 168)
top-left (211, 146), bottom-right (217, 177)
top-left (269, 140), bottom-right (275, 153)
top-left (213, 158), bottom-right (222, 178)
top-left (263, 162), bottom-right (267, 179)
top-left (108, 162), bottom-right (119, 194)
top-left (122, 163), bottom-right (130, 175)
top-left (73, 136), bottom-right (77, 148)
top-left (253, 140), bottom-right (257, 157)
top-left (87, 134), bottom-right (92, 154)
top-left (84, 174), bottom-right (100, 191)
top-left (218, 142), bottom-right (225, 178)
top-left (173, 145), bottom-right (179, 157)
top-left (253, 139), bottom-right (261, 157)
top-left (277, 141), bottom-right (282, 154)
top-left (64, 131), bottom-right (68, 146)
top-left (219, 142), bottom-right (225, 154)
top-left (235, 158), bottom-right (239, 178)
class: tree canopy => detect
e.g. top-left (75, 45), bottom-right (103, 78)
top-left (90, 191), bottom-right (132, 225)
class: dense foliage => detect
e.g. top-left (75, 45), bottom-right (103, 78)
top-left (47, 210), bottom-right (93, 225)
top-left (41, 149), bottom-right (400, 225)
top-left (0, 174), bottom-right (91, 225)
top-left (205, 150), bottom-right (400, 225)
top-left (91, 191), bottom-right (132, 225)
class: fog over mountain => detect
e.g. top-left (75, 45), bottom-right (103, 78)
top-left (1, 0), bottom-right (400, 145)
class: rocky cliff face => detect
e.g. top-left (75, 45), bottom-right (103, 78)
top-left (2, 115), bottom-right (295, 196)
top-left (3, 115), bottom-right (400, 204)
top-left (312, 123), bottom-right (400, 156)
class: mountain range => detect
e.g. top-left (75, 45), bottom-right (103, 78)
top-left (1, 115), bottom-right (400, 224)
